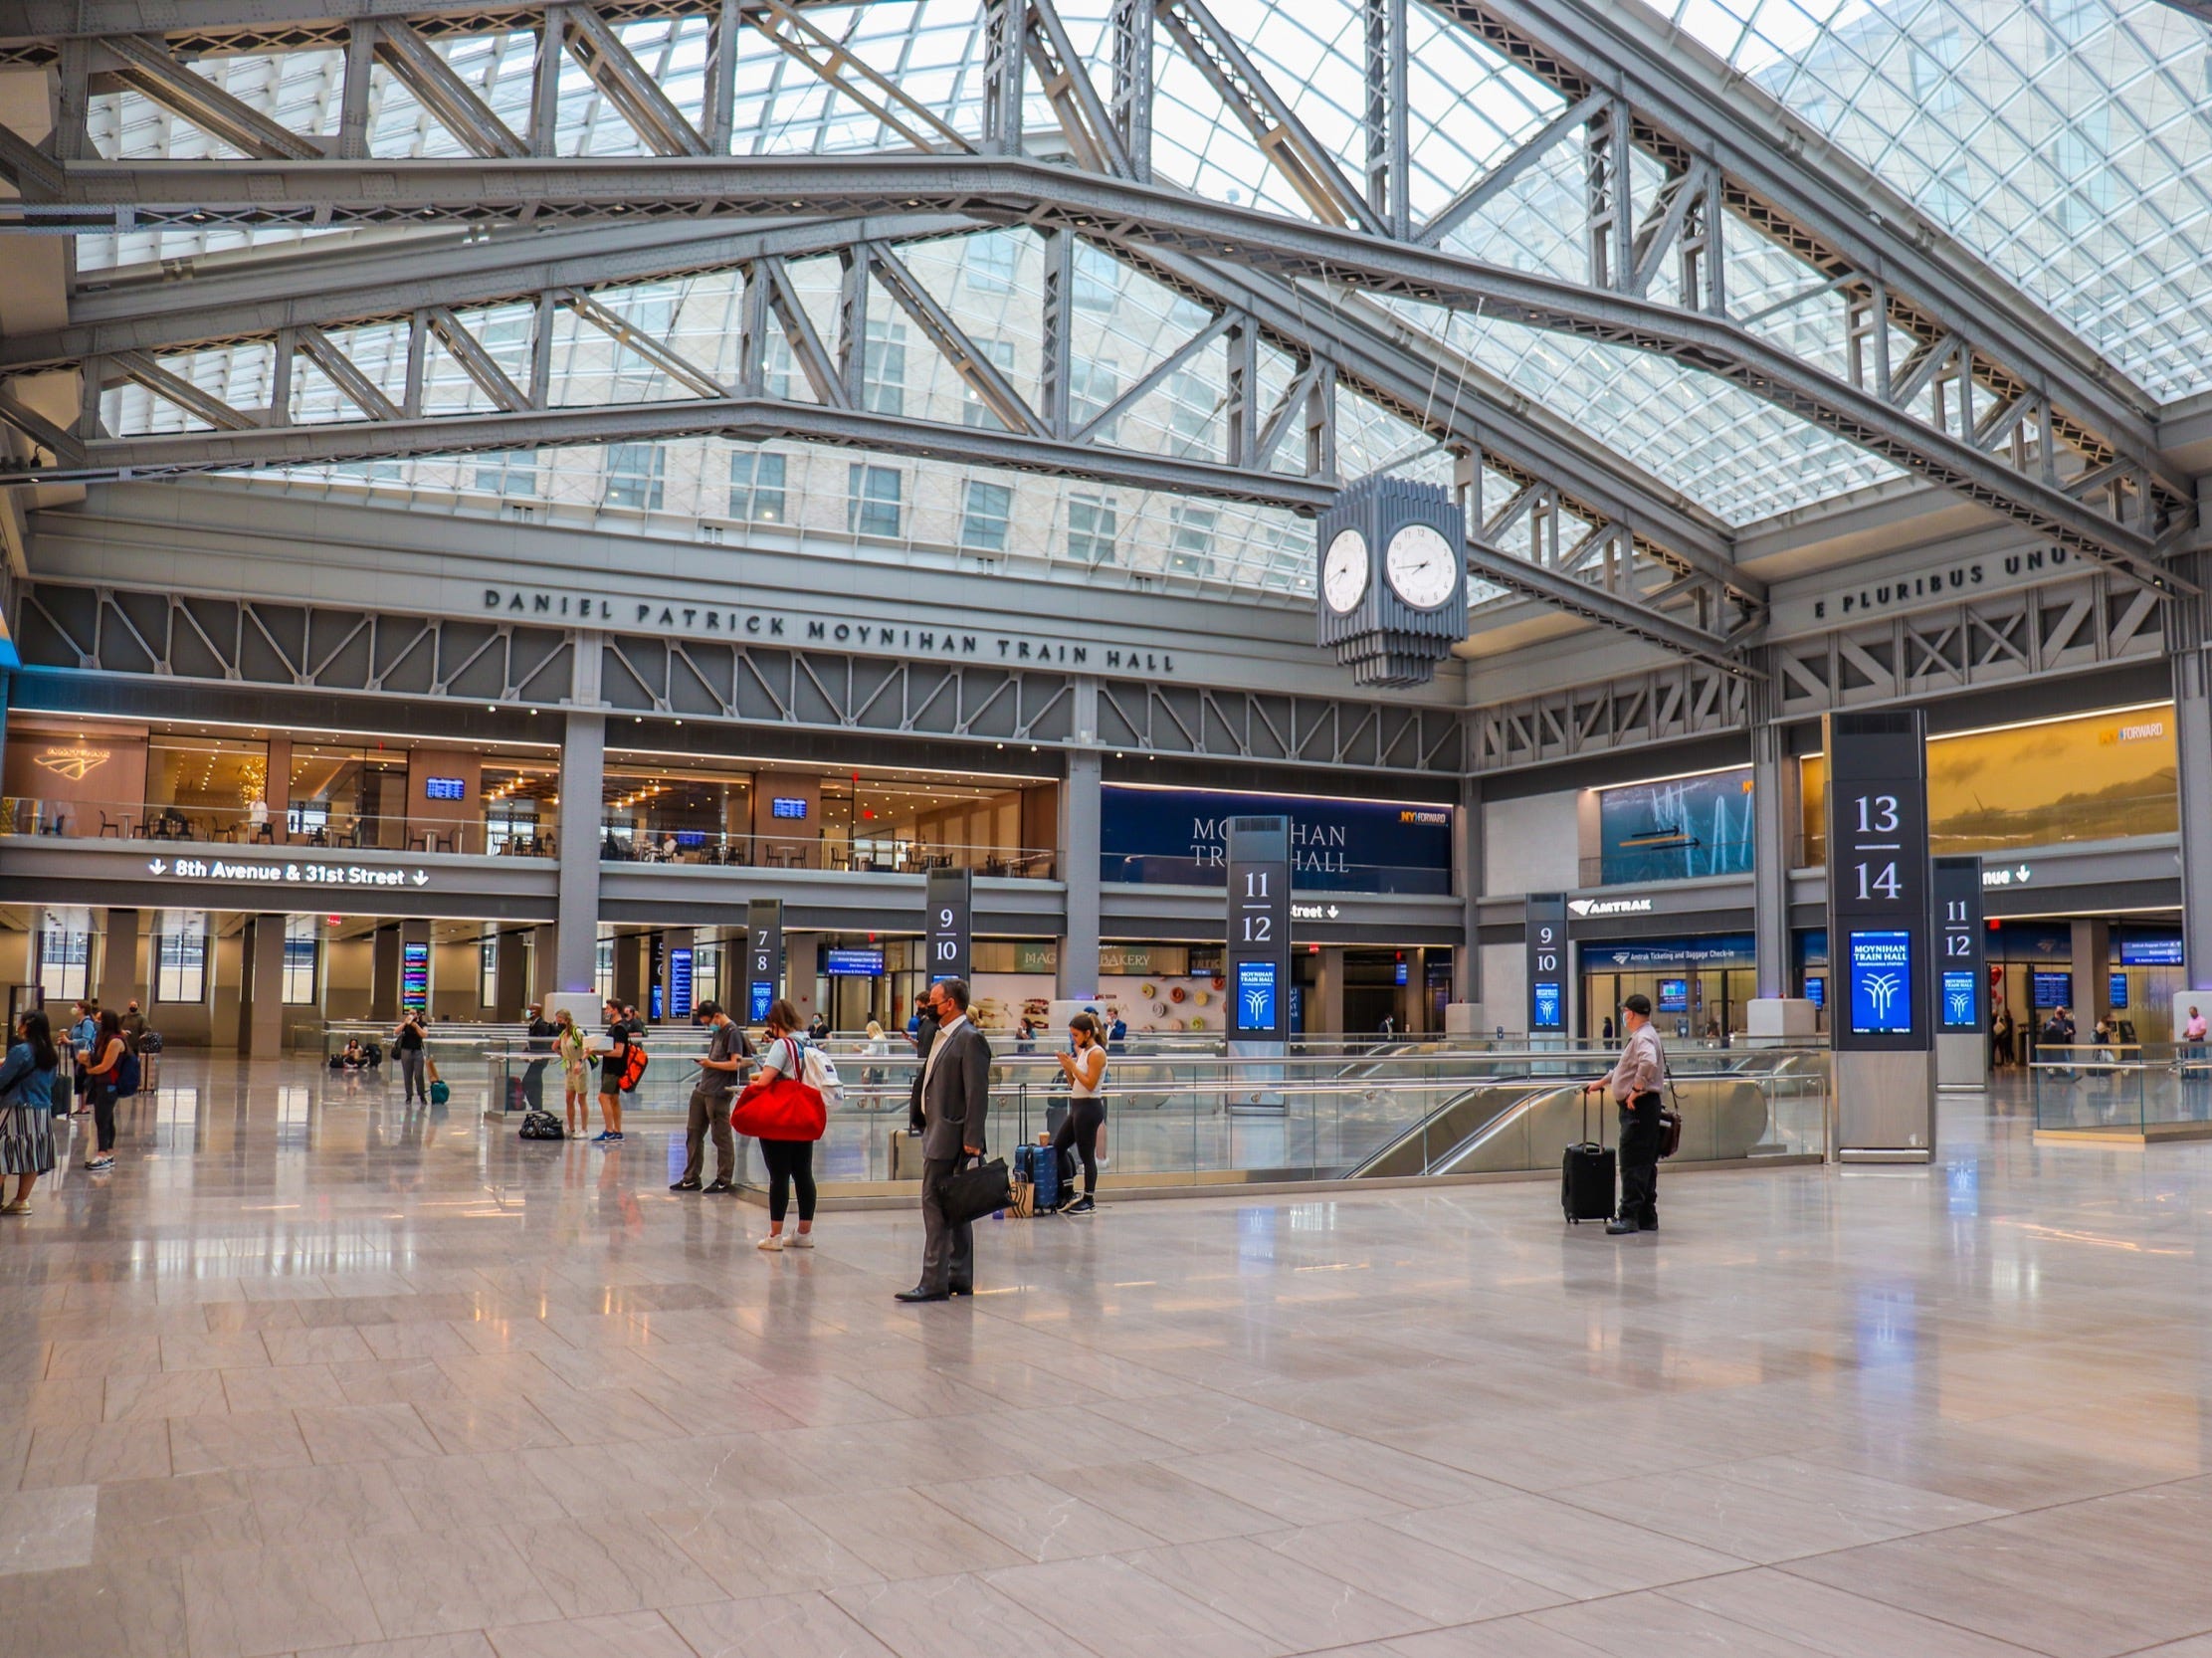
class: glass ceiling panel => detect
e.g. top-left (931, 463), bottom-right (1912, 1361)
top-left (62, 0), bottom-right (2210, 600)
top-left (1661, 0), bottom-right (2212, 399)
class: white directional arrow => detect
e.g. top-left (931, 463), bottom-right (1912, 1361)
top-left (2016, 865), bottom-right (2031, 882)
top-left (412, 870), bottom-right (429, 887)
top-left (147, 859), bottom-right (167, 875)
top-left (1325, 904), bottom-right (1339, 920)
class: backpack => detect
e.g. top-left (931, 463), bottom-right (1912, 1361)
top-left (115, 1050), bottom-right (141, 1097)
top-left (797, 1039), bottom-right (844, 1112)
top-left (518, 1110), bottom-right (565, 1140)
top-left (620, 1042), bottom-right (650, 1090)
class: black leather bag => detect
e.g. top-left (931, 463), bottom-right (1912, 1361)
top-left (938, 1155), bottom-right (1011, 1227)
top-left (518, 1110), bottom-right (565, 1140)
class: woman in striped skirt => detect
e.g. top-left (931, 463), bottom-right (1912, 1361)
top-left (0, 1012), bottom-right (61, 1214)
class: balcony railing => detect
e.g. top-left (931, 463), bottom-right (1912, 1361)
top-left (601, 832), bottom-right (1056, 879)
top-left (1579, 840), bottom-right (1755, 888)
top-left (2, 798), bottom-right (551, 856)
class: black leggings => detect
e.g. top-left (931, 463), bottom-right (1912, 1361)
top-left (760, 1138), bottom-right (816, 1224)
top-left (1052, 1100), bottom-right (1106, 1195)
top-left (91, 1081), bottom-right (117, 1153)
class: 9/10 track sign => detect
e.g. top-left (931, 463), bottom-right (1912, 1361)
top-left (924, 867), bottom-right (971, 984)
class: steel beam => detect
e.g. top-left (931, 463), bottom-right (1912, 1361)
top-left (2, 151), bottom-right (2173, 589)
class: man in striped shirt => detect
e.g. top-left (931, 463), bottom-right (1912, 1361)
top-left (1584, 992), bottom-right (1665, 1236)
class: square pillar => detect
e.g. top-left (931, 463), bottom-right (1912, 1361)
top-left (236, 914), bottom-right (287, 1056)
top-left (1313, 946), bottom-right (1346, 1037)
top-left (2073, 917), bottom-right (2112, 1027)
top-left (785, 933), bottom-right (821, 1025)
top-left (494, 929), bottom-right (529, 1021)
top-left (100, 908), bottom-right (140, 1009)
top-left (553, 705), bottom-right (605, 994)
top-left (369, 924), bottom-right (401, 1021)
top-left (1059, 742), bottom-right (1102, 998)
top-left (611, 931), bottom-right (645, 1015)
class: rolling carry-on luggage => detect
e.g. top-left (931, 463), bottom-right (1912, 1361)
top-left (1562, 1089), bottom-right (1615, 1224)
top-left (1029, 1138), bottom-right (1063, 1211)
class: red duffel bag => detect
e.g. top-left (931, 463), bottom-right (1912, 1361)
top-left (728, 1039), bottom-right (827, 1140)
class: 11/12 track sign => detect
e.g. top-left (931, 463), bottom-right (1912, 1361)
top-left (1226, 816), bottom-right (1292, 1040)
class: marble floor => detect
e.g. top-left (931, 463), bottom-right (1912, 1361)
top-left (3, 1059), bottom-right (2210, 1658)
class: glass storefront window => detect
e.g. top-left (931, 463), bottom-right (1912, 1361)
top-left (1801, 703), bottom-right (2178, 865)
top-left (156, 914), bottom-right (208, 1003)
top-left (282, 916), bottom-right (318, 1005)
top-left (146, 734), bottom-right (269, 841)
top-left (39, 914), bottom-right (91, 1003)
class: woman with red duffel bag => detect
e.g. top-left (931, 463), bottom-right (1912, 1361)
top-left (729, 999), bottom-right (826, 1252)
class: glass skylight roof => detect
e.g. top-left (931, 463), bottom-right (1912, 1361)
top-left (63, 0), bottom-right (2212, 600)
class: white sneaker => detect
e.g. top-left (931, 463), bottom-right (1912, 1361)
top-left (756, 1234), bottom-right (785, 1252)
top-left (787, 1232), bottom-right (815, 1249)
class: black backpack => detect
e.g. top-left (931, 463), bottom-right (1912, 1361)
top-left (518, 1110), bottom-right (565, 1140)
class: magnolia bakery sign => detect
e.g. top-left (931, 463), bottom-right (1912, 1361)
top-left (478, 586), bottom-right (1177, 677)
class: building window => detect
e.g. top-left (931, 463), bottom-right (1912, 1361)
top-left (961, 480), bottom-right (1013, 553)
top-left (863, 317), bottom-right (906, 417)
top-left (728, 450), bottom-right (787, 521)
top-left (474, 450), bottom-right (537, 497)
top-left (38, 922), bottom-right (90, 1003)
top-left (156, 922), bottom-right (208, 1004)
top-left (595, 934), bottom-right (614, 1002)
top-left (282, 915), bottom-right (318, 1005)
top-left (1074, 244), bottom-right (1120, 311)
top-left (1068, 493), bottom-right (1116, 564)
top-left (966, 233), bottom-right (1017, 294)
top-left (1167, 369), bottom-right (1215, 458)
top-left (604, 443), bottom-right (665, 511)
top-left (848, 463), bottom-right (903, 536)
top-left (1070, 357), bottom-right (1121, 441)
top-left (764, 332), bottom-right (794, 400)
top-left (1909, 27), bottom-right (1963, 113)
top-left (481, 937), bottom-right (499, 1008)
top-left (1168, 504), bottom-right (1217, 574)
top-left (962, 338), bottom-right (1017, 429)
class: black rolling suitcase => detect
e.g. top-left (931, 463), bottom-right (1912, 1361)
top-left (1562, 1089), bottom-right (1615, 1224)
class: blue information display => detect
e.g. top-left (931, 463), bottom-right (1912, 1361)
top-left (1847, 931), bottom-right (1914, 1035)
top-left (1234, 960), bottom-right (1279, 1033)
top-left (2110, 971), bottom-right (2128, 1011)
top-left (2032, 970), bottom-right (2072, 1009)
top-left (423, 776), bottom-right (465, 801)
top-left (1940, 968), bottom-right (1979, 1030)
top-left (401, 941), bottom-right (428, 1011)
top-left (2120, 937), bottom-right (2184, 966)
top-left (668, 947), bottom-right (693, 1021)
top-left (1804, 976), bottom-right (1825, 1010)
top-left (825, 948), bottom-right (885, 976)
top-left (1657, 977), bottom-right (1689, 1013)
top-left (1531, 981), bottom-right (1561, 1029)
top-left (1102, 784), bottom-right (1450, 894)
top-left (749, 981), bottom-right (774, 1023)
top-left (771, 797), bottom-right (808, 819)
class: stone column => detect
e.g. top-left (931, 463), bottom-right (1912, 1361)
top-left (369, 924), bottom-right (401, 1021)
top-left (2072, 917), bottom-right (2113, 1029)
top-left (553, 703), bottom-right (605, 995)
top-left (1313, 946), bottom-right (1347, 1038)
top-left (785, 933), bottom-right (821, 1026)
top-left (1751, 716), bottom-right (1797, 1000)
top-left (494, 929), bottom-right (529, 1020)
top-left (2175, 597), bottom-right (2212, 995)
top-left (236, 914), bottom-right (287, 1056)
top-left (100, 908), bottom-right (140, 1009)
top-left (1059, 737), bottom-right (1102, 999)
top-left (611, 931), bottom-right (644, 1014)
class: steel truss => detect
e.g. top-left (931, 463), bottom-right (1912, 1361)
top-left (13, 578), bottom-right (1467, 773)
top-left (1471, 564), bottom-right (2172, 772)
top-left (0, 0), bottom-right (2191, 630)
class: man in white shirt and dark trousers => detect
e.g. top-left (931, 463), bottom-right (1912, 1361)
top-left (1585, 992), bottom-right (1664, 1236)
top-left (898, 977), bottom-right (990, 1302)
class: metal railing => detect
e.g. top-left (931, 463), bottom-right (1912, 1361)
top-left (3, 798), bottom-right (550, 856)
top-left (476, 1038), bottom-right (1830, 1191)
top-left (600, 833), bottom-right (1056, 878)
top-left (2030, 1042), bottom-right (2212, 1136)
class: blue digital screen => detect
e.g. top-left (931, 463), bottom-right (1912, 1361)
top-left (649, 984), bottom-right (663, 1021)
top-left (401, 942), bottom-right (429, 1011)
top-left (1657, 978), bottom-right (1689, 1013)
top-left (2110, 972), bottom-right (2128, 1011)
top-left (1804, 976), bottom-right (1825, 1009)
top-left (2032, 970), bottom-right (2071, 1009)
top-left (423, 776), bottom-right (465, 801)
top-left (825, 948), bottom-right (884, 976)
top-left (669, 947), bottom-right (693, 1020)
top-left (771, 797), bottom-right (808, 820)
top-left (1394, 959), bottom-right (1408, 986)
top-left (1531, 981), bottom-right (1562, 1029)
top-left (1099, 784), bottom-right (1451, 895)
top-left (2119, 937), bottom-right (2184, 966)
top-left (749, 981), bottom-right (774, 1022)
top-left (675, 830), bottom-right (706, 847)
top-left (1234, 960), bottom-right (1279, 1032)
top-left (1847, 931), bottom-right (1914, 1036)
top-left (1939, 968), bottom-right (1978, 1030)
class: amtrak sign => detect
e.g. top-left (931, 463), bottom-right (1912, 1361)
top-left (146, 856), bottom-right (430, 889)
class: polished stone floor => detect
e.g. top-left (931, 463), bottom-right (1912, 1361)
top-left (4, 1059), bottom-right (2210, 1658)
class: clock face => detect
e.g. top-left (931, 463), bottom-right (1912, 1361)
top-left (1320, 527), bottom-right (1368, 613)
top-left (1384, 521), bottom-right (1459, 610)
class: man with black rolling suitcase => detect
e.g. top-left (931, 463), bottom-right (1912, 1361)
top-left (1583, 992), bottom-right (1664, 1236)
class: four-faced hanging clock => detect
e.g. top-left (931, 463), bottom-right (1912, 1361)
top-left (1313, 477), bottom-right (1468, 687)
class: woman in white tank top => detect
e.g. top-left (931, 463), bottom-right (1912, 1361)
top-left (1051, 1012), bottom-right (1107, 1214)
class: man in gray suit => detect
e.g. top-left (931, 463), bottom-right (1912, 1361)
top-left (897, 977), bottom-right (991, 1303)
